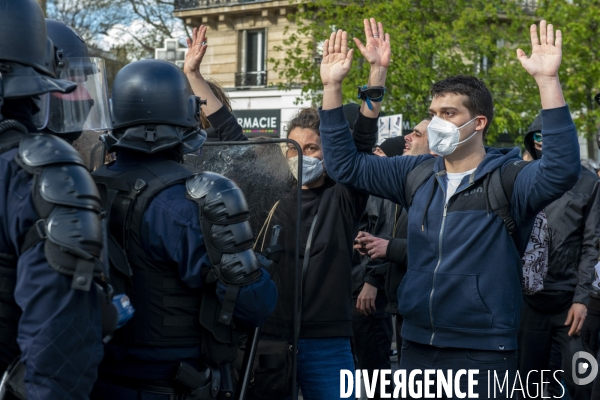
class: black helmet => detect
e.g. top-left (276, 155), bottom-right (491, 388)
top-left (111, 59), bottom-right (202, 129)
top-left (102, 59), bottom-right (206, 154)
top-left (0, 0), bottom-right (76, 111)
top-left (0, 0), bottom-right (54, 76)
top-left (34, 19), bottom-right (112, 139)
top-left (46, 19), bottom-right (90, 61)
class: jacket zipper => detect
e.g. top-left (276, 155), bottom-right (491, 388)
top-left (428, 177), bottom-right (475, 345)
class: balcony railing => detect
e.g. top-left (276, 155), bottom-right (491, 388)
top-left (175, 0), bottom-right (263, 10)
top-left (235, 71), bottom-right (267, 87)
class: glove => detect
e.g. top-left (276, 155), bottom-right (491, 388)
top-left (582, 296), bottom-right (600, 355)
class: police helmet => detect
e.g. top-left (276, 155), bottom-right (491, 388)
top-left (33, 20), bottom-right (112, 138)
top-left (0, 0), bottom-right (76, 104)
top-left (102, 59), bottom-right (206, 155)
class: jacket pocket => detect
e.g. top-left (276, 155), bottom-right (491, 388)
top-left (433, 273), bottom-right (493, 330)
top-left (397, 269), bottom-right (432, 326)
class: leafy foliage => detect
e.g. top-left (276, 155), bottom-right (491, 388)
top-left (272, 0), bottom-right (599, 146)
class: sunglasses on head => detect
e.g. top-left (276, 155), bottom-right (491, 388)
top-left (533, 132), bottom-right (542, 143)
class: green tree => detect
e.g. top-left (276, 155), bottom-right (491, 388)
top-left (273, 0), bottom-right (598, 148)
top-left (535, 0), bottom-right (600, 155)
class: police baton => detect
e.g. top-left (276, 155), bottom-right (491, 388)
top-left (238, 225), bottom-right (282, 400)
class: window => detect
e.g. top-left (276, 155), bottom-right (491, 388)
top-left (236, 29), bottom-right (267, 87)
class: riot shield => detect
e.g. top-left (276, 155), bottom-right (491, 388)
top-left (184, 139), bottom-right (303, 400)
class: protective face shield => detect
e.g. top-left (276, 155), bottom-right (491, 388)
top-left (427, 115), bottom-right (479, 156)
top-left (34, 57), bottom-right (111, 135)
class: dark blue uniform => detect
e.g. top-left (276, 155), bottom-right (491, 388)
top-left (0, 146), bottom-right (104, 399)
top-left (93, 151), bottom-right (277, 399)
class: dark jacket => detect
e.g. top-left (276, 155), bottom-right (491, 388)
top-left (383, 208), bottom-right (408, 314)
top-left (524, 125), bottom-right (600, 310)
top-left (0, 104), bottom-right (104, 399)
top-left (319, 105), bottom-right (580, 351)
top-left (208, 105), bottom-right (376, 338)
top-left (352, 196), bottom-right (398, 318)
top-left (352, 196), bottom-right (397, 296)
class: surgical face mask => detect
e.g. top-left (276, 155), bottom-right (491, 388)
top-left (288, 155), bottom-right (324, 186)
top-left (427, 115), bottom-right (479, 156)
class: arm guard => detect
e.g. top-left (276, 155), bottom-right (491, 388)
top-left (186, 171), bottom-right (261, 285)
top-left (16, 134), bottom-right (105, 291)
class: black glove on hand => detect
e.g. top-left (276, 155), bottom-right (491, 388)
top-left (582, 296), bottom-right (600, 355)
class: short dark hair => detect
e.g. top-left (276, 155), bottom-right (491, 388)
top-left (286, 108), bottom-right (321, 137)
top-left (431, 75), bottom-right (494, 138)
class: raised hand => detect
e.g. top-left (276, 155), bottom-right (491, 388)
top-left (517, 20), bottom-right (562, 81)
top-left (353, 18), bottom-right (391, 68)
top-left (320, 29), bottom-right (354, 87)
top-left (184, 25), bottom-right (208, 75)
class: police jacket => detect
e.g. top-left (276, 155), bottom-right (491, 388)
top-left (94, 151), bottom-right (277, 377)
top-left (207, 105), bottom-right (376, 338)
top-left (320, 105), bottom-right (580, 351)
top-left (0, 105), bottom-right (104, 399)
top-left (524, 129), bottom-right (600, 310)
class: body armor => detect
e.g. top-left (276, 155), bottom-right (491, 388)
top-left (93, 160), bottom-right (203, 347)
top-left (0, 124), bottom-right (112, 393)
top-left (93, 162), bottom-right (263, 357)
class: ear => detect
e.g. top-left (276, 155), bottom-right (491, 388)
top-left (475, 116), bottom-right (488, 132)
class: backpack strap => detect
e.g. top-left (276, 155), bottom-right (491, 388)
top-left (487, 160), bottom-right (529, 248)
top-left (404, 158), bottom-right (436, 208)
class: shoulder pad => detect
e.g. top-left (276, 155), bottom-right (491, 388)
top-left (45, 207), bottom-right (103, 258)
top-left (19, 134), bottom-right (84, 168)
top-left (186, 171), bottom-right (236, 200)
top-left (40, 164), bottom-right (101, 212)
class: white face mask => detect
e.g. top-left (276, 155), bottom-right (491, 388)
top-left (288, 155), bottom-right (324, 186)
top-left (427, 115), bottom-right (479, 156)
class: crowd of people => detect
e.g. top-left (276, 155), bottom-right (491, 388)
top-left (1, 1), bottom-right (600, 399)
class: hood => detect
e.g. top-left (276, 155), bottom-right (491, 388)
top-left (524, 113), bottom-right (543, 160)
top-left (433, 146), bottom-right (522, 181)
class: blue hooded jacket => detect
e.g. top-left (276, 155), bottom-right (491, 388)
top-left (319, 105), bottom-right (580, 351)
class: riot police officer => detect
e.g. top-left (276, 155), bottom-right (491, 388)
top-left (36, 19), bottom-right (113, 170)
top-left (0, 1), bottom-right (109, 399)
top-left (90, 59), bottom-right (278, 399)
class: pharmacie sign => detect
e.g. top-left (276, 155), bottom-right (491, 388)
top-left (233, 109), bottom-right (281, 138)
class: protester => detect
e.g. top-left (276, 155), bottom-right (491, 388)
top-left (354, 119), bottom-right (433, 366)
top-left (184, 19), bottom-right (388, 399)
top-left (373, 136), bottom-right (405, 157)
top-left (318, 20), bottom-right (580, 397)
top-left (0, 2), bottom-right (109, 398)
top-left (350, 136), bottom-right (404, 400)
top-left (89, 59), bottom-right (277, 399)
top-left (517, 113), bottom-right (600, 399)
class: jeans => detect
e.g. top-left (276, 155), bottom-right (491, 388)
top-left (400, 339), bottom-right (517, 399)
top-left (351, 298), bottom-right (393, 400)
top-left (296, 337), bottom-right (355, 400)
top-left (518, 301), bottom-right (592, 400)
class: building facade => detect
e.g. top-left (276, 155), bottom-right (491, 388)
top-left (174, 0), bottom-right (311, 138)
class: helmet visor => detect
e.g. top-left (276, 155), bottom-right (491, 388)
top-left (34, 57), bottom-right (112, 133)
